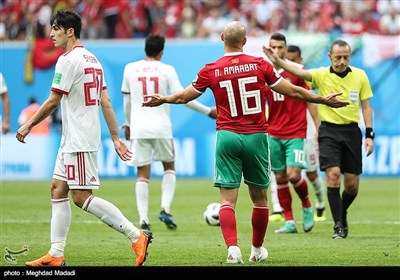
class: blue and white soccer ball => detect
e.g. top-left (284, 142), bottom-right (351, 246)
top-left (203, 202), bottom-right (221, 226)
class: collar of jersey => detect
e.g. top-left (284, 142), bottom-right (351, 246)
top-left (329, 66), bottom-right (352, 78)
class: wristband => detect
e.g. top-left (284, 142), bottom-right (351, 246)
top-left (365, 127), bottom-right (375, 139)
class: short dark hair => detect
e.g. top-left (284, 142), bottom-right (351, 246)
top-left (145, 34), bottom-right (165, 57)
top-left (331, 39), bottom-right (351, 53)
top-left (50, 9), bottom-right (82, 39)
top-left (287, 45), bottom-right (301, 56)
top-left (270, 32), bottom-right (286, 45)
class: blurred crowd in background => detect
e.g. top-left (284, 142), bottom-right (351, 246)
top-left (1, 0), bottom-right (400, 42)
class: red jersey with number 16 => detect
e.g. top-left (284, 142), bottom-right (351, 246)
top-left (192, 52), bottom-right (281, 134)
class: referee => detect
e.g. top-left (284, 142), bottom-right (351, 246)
top-left (263, 39), bottom-right (374, 239)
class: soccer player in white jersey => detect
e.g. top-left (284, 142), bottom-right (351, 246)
top-left (0, 72), bottom-right (10, 134)
top-left (16, 9), bottom-right (152, 267)
top-left (121, 34), bottom-right (217, 231)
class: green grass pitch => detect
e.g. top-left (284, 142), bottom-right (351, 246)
top-left (1, 178), bottom-right (399, 267)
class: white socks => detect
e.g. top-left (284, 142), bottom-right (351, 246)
top-left (161, 170), bottom-right (176, 213)
top-left (83, 195), bottom-right (140, 243)
top-left (49, 198), bottom-right (71, 257)
top-left (312, 176), bottom-right (325, 207)
top-left (135, 180), bottom-right (149, 224)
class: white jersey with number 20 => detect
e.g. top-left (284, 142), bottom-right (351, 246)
top-left (51, 46), bottom-right (105, 153)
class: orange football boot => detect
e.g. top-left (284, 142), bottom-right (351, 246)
top-left (25, 253), bottom-right (65, 266)
top-left (131, 229), bottom-right (153, 266)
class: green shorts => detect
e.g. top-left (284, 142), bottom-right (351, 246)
top-left (214, 130), bottom-right (271, 189)
top-left (268, 135), bottom-right (307, 172)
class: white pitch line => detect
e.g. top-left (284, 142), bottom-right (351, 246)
top-left (1, 219), bottom-right (399, 224)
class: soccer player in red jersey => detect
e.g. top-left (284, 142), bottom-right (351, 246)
top-left (143, 21), bottom-right (348, 264)
top-left (286, 45), bottom-right (326, 221)
top-left (265, 33), bottom-right (316, 234)
top-left (264, 39), bottom-right (374, 239)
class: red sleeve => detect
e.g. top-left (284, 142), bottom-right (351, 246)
top-left (260, 59), bottom-right (281, 86)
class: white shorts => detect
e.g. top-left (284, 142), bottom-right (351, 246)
top-left (53, 149), bottom-right (100, 190)
top-left (304, 138), bottom-right (320, 172)
top-left (127, 138), bottom-right (175, 167)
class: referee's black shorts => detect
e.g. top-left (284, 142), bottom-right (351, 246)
top-left (318, 121), bottom-right (362, 175)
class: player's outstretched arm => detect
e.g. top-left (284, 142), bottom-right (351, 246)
top-left (185, 100), bottom-right (217, 119)
top-left (272, 79), bottom-right (349, 108)
top-left (208, 107), bottom-right (217, 119)
top-left (262, 45), bottom-right (312, 82)
top-left (143, 85), bottom-right (201, 107)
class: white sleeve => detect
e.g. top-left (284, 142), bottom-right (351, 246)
top-left (52, 56), bottom-right (74, 92)
top-left (168, 66), bottom-right (184, 92)
top-left (166, 64), bottom-right (210, 114)
top-left (123, 93), bottom-right (131, 126)
top-left (185, 100), bottom-right (211, 115)
top-left (121, 64), bottom-right (130, 93)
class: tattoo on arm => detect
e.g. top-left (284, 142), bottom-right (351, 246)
top-left (32, 113), bottom-right (47, 126)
